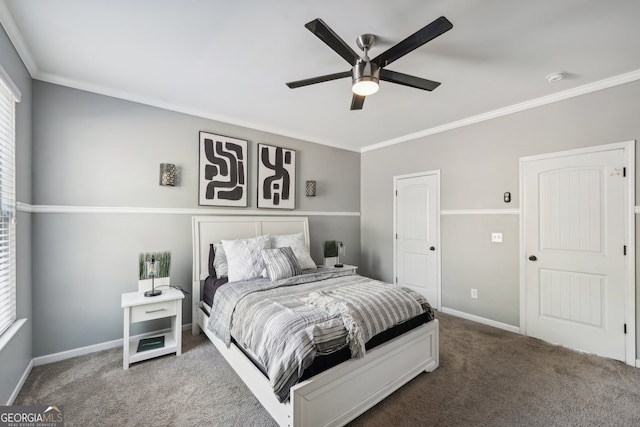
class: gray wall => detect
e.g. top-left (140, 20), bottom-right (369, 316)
top-left (361, 80), bottom-right (640, 352)
top-left (31, 81), bottom-right (360, 357)
top-left (0, 24), bottom-right (33, 404)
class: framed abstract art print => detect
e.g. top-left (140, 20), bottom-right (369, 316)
top-left (199, 132), bottom-right (247, 207)
top-left (257, 143), bottom-right (295, 209)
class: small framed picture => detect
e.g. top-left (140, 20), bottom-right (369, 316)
top-left (257, 143), bottom-right (296, 209)
top-left (199, 132), bottom-right (248, 207)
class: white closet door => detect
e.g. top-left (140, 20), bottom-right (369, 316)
top-left (395, 173), bottom-right (440, 307)
top-left (524, 148), bottom-right (626, 361)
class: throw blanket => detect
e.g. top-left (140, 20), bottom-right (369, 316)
top-left (307, 281), bottom-right (425, 358)
top-left (207, 269), bottom-right (432, 402)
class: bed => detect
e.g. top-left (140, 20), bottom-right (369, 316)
top-left (192, 215), bottom-right (439, 426)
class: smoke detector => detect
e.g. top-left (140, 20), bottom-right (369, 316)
top-left (546, 72), bottom-right (566, 83)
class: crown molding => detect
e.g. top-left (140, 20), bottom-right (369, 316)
top-left (361, 69), bottom-right (640, 153)
top-left (42, 67), bottom-right (640, 155)
top-left (34, 71), bottom-right (361, 154)
top-left (0, 2), bottom-right (38, 77)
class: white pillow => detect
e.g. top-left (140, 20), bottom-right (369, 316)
top-left (271, 233), bottom-right (317, 270)
top-left (222, 235), bottom-right (271, 282)
top-left (213, 242), bottom-right (228, 278)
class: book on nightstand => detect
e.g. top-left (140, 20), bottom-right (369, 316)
top-left (137, 336), bottom-right (165, 352)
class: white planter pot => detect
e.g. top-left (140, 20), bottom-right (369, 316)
top-left (138, 277), bottom-right (170, 293)
top-left (323, 257), bottom-right (338, 267)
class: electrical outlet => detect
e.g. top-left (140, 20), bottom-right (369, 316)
top-left (471, 288), bottom-right (478, 299)
top-left (491, 232), bottom-right (503, 243)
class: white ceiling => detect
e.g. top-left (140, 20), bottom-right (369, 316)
top-left (2, 0), bottom-right (640, 152)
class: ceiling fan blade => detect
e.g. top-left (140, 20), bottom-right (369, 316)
top-left (350, 94), bottom-right (365, 110)
top-left (305, 18), bottom-right (360, 66)
top-left (286, 71), bottom-right (352, 89)
top-left (380, 69), bottom-right (441, 91)
top-left (373, 16), bottom-right (453, 67)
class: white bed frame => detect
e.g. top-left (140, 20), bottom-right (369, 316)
top-left (192, 215), bottom-right (439, 427)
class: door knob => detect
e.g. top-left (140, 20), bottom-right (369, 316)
top-left (430, 246), bottom-right (435, 251)
top-left (528, 255), bottom-right (537, 261)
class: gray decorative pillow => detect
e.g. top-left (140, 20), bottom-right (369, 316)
top-left (271, 233), bottom-right (317, 270)
top-left (222, 235), bottom-right (271, 282)
top-left (213, 242), bottom-right (228, 278)
top-left (261, 247), bottom-right (303, 281)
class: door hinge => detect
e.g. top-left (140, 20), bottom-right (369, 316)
top-left (624, 245), bottom-right (627, 255)
top-left (395, 190), bottom-right (398, 196)
top-left (624, 323), bottom-right (627, 334)
top-left (623, 167), bottom-right (626, 177)
top-left (395, 277), bottom-right (398, 283)
top-left (396, 233), bottom-right (398, 239)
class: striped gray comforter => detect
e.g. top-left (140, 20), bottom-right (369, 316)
top-left (206, 268), bottom-right (432, 402)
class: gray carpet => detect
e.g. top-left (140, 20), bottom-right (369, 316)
top-left (15, 313), bottom-right (640, 426)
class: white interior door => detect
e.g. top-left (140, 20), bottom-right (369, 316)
top-left (523, 147), bottom-right (628, 361)
top-left (394, 172), bottom-right (440, 308)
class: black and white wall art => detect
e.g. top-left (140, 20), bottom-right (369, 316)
top-left (199, 132), bottom-right (247, 206)
top-left (258, 144), bottom-right (296, 209)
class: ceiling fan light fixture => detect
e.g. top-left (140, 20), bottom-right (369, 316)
top-left (352, 59), bottom-right (380, 96)
top-left (352, 77), bottom-right (379, 96)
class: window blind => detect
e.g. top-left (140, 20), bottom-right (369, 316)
top-left (0, 76), bottom-right (16, 337)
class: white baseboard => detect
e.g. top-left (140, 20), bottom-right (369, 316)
top-left (33, 323), bottom-right (192, 367)
top-left (6, 359), bottom-right (33, 405)
top-left (34, 336), bottom-right (124, 367)
top-left (441, 307), bottom-right (520, 334)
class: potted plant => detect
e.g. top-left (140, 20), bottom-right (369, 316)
top-left (323, 240), bottom-right (339, 267)
top-left (138, 251), bottom-right (171, 293)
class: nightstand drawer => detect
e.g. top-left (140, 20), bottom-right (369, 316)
top-left (130, 300), bottom-right (176, 322)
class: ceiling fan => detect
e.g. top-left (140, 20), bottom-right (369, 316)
top-left (286, 16), bottom-right (453, 110)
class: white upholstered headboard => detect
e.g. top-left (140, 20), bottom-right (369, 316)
top-left (191, 215), bottom-right (310, 281)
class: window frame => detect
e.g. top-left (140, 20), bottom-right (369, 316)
top-left (0, 64), bottom-right (20, 338)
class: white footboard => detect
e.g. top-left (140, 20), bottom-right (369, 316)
top-left (291, 320), bottom-right (438, 426)
top-left (196, 307), bottom-right (439, 427)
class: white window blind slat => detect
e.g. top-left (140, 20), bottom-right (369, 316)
top-left (0, 285), bottom-right (11, 299)
top-left (0, 73), bottom-right (16, 336)
top-left (0, 294), bottom-right (12, 311)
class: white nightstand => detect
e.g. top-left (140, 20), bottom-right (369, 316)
top-left (328, 264), bottom-right (358, 274)
top-left (121, 288), bottom-right (185, 370)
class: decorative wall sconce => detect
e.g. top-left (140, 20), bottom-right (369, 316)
top-left (305, 180), bottom-right (316, 197)
top-left (159, 163), bottom-right (176, 186)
